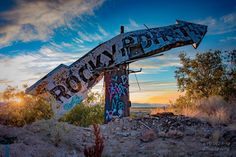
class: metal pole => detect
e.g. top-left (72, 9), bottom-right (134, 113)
top-left (104, 26), bottom-right (130, 123)
top-left (120, 26), bottom-right (124, 34)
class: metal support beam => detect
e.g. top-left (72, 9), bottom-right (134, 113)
top-left (104, 64), bottom-right (130, 123)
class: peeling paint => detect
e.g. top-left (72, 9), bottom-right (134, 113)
top-left (26, 20), bottom-right (207, 118)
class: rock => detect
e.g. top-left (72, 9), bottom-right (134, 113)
top-left (152, 112), bottom-right (174, 117)
top-left (185, 127), bottom-right (195, 136)
top-left (83, 127), bottom-right (92, 131)
top-left (131, 126), bottom-right (138, 130)
top-left (222, 129), bottom-right (236, 150)
top-left (167, 130), bottom-right (184, 138)
top-left (115, 127), bottom-right (120, 131)
top-left (122, 126), bottom-right (128, 130)
top-left (211, 130), bottom-right (221, 145)
top-left (116, 132), bottom-right (131, 137)
top-left (158, 131), bottom-right (167, 137)
top-left (140, 129), bottom-right (157, 142)
top-left (158, 130), bottom-right (184, 139)
top-left (112, 116), bottom-right (120, 122)
top-left (0, 135), bottom-right (17, 144)
top-left (0, 114), bottom-right (235, 156)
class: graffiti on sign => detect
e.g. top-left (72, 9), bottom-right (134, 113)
top-left (109, 75), bottom-right (128, 101)
top-left (104, 65), bottom-right (129, 122)
top-left (26, 20), bottom-right (207, 118)
top-left (63, 95), bottom-right (83, 111)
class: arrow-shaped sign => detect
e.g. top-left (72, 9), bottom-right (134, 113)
top-left (26, 20), bottom-right (207, 118)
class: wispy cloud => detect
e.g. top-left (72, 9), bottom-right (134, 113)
top-left (77, 25), bottom-right (109, 43)
top-left (196, 11), bottom-right (236, 35)
top-left (220, 36), bottom-right (236, 42)
top-left (113, 19), bottom-right (144, 33)
top-left (0, 0), bottom-right (105, 48)
top-left (51, 41), bottom-right (91, 52)
top-left (98, 25), bottom-right (109, 36)
top-left (129, 19), bottom-right (139, 28)
top-left (0, 79), bottom-right (13, 84)
top-left (0, 47), bottom-right (84, 90)
top-left (130, 53), bottom-right (181, 70)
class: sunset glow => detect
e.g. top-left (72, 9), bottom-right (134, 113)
top-left (0, 0), bottom-right (235, 104)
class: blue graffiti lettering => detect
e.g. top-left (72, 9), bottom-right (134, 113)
top-left (63, 95), bottom-right (82, 110)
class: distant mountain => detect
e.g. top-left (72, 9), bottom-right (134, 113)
top-left (131, 103), bottom-right (167, 108)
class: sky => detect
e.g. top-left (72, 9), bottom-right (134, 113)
top-left (0, 0), bottom-right (236, 104)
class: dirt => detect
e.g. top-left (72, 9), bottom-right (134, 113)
top-left (0, 113), bottom-right (236, 157)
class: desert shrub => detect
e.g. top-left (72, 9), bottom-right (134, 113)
top-left (60, 103), bottom-right (104, 127)
top-left (175, 50), bottom-right (236, 101)
top-left (84, 124), bottom-right (104, 157)
top-left (0, 86), bottom-right (53, 127)
top-left (194, 96), bottom-right (235, 124)
top-left (171, 95), bottom-right (193, 114)
top-left (60, 91), bottom-right (105, 127)
top-left (170, 50), bottom-right (236, 124)
top-left (170, 96), bottom-right (235, 125)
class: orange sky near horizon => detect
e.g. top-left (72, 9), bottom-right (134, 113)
top-left (130, 90), bottom-right (184, 104)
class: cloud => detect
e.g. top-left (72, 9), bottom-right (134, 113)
top-left (129, 19), bottom-right (139, 28)
top-left (112, 19), bottom-right (144, 34)
top-left (77, 25), bottom-right (109, 43)
top-left (0, 79), bottom-right (13, 84)
top-left (0, 47), bottom-right (84, 90)
top-left (220, 36), bottom-right (236, 42)
top-left (0, 0), bottom-right (105, 48)
top-left (196, 11), bottom-right (236, 35)
top-left (77, 31), bottom-right (103, 42)
top-left (126, 19), bottom-right (144, 31)
top-left (130, 53), bottom-right (181, 70)
top-left (98, 25), bottom-right (109, 36)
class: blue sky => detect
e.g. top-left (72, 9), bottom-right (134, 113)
top-left (0, 0), bottom-right (236, 103)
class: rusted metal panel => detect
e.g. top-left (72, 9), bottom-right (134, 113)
top-left (26, 20), bottom-right (207, 118)
top-left (104, 65), bottom-right (130, 122)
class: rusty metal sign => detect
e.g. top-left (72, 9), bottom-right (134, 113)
top-left (26, 20), bottom-right (207, 118)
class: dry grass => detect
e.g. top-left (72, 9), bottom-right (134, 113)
top-left (150, 107), bottom-right (174, 115)
top-left (193, 96), bottom-right (235, 125)
top-left (84, 124), bottom-right (104, 157)
top-left (151, 96), bottom-right (236, 125)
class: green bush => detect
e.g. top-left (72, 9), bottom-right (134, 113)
top-left (172, 50), bottom-right (236, 124)
top-left (175, 50), bottom-right (236, 101)
top-left (60, 103), bottom-right (104, 127)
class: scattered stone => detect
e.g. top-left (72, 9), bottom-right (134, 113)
top-left (211, 130), bottom-right (221, 145)
top-left (140, 129), bottom-right (157, 142)
top-left (83, 127), bottom-right (92, 131)
top-left (222, 129), bottom-right (236, 150)
top-left (0, 113), bottom-right (234, 156)
top-left (152, 112), bottom-right (174, 117)
top-left (116, 132), bottom-right (131, 137)
top-left (158, 130), bottom-right (184, 139)
top-left (0, 135), bottom-right (17, 144)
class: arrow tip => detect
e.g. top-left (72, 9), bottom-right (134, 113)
top-left (176, 20), bottom-right (207, 49)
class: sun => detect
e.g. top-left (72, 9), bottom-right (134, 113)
top-left (12, 96), bottom-right (24, 105)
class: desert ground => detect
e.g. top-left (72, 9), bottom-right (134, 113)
top-left (0, 112), bottom-right (235, 157)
